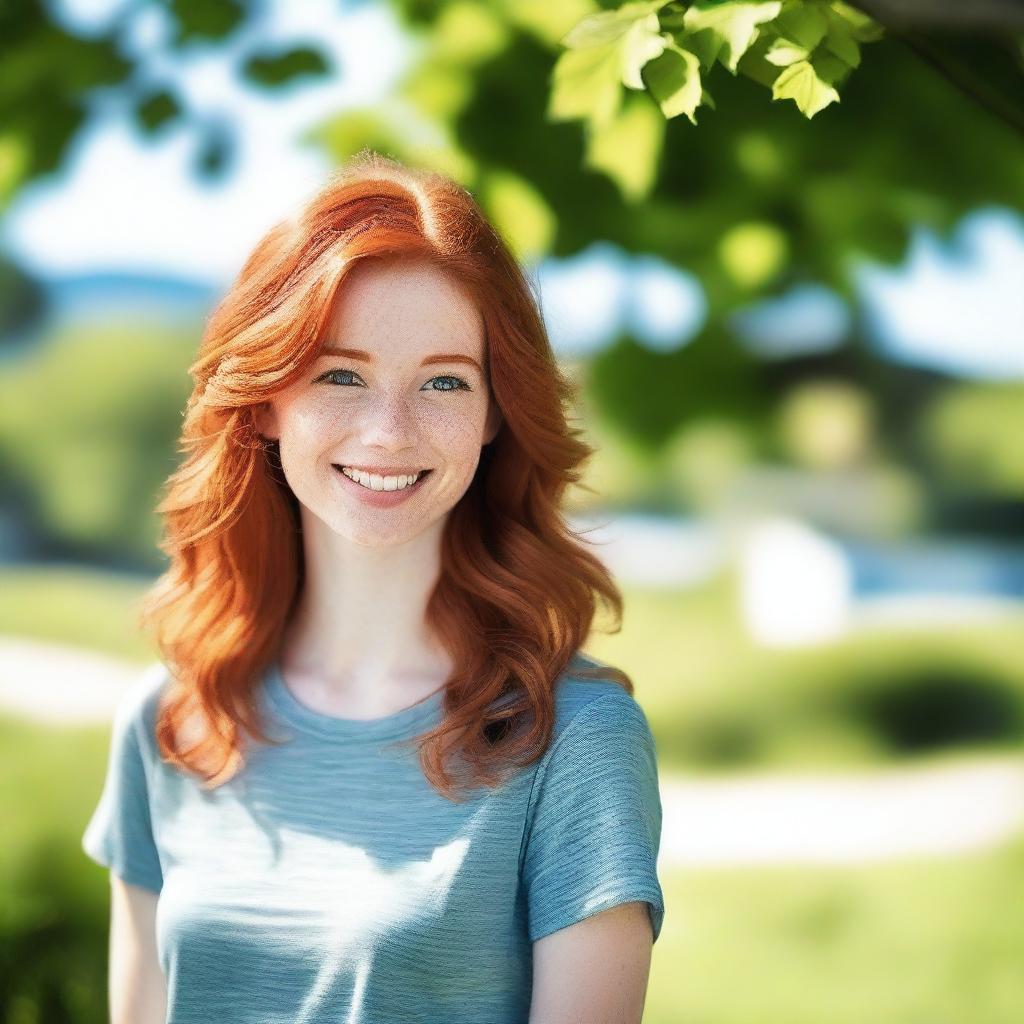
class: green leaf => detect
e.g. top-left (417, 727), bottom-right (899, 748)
top-left (550, 43), bottom-right (624, 125)
top-left (682, 1), bottom-right (783, 73)
top-left (813, 51), bottom-right (853, 87)
top-left (620, 14), bottom-right (670, 89)
top-left (561, 0), bottom-right (667, 48)
top-left (764, 37), bottom-right (810, 66)
top-left (673, 26), bottom-right (723, 71)
top-left (641, 40), bottom-right (704, 123)
top-left (734, 30), bottom-right (785, 87)
top-left (772, 2), bottom-right (828, 50)
top-left (828, 1), bottom-right (884, 42)
top-left (771, 58), bottom-right (840, 117)
top-left (553, 1), bottom-right (669, 127)
top-left (822, 13), bottom-right (862, 67)
top-left (584, 91), bottom-right (666, 201)
top-left (657, 2), bottom-right (688, 32)
top-left (824, 29), bottom-right (860, 67)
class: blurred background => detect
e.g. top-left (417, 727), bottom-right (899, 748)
top-left (1, 0), bottom-right (1022, 1021)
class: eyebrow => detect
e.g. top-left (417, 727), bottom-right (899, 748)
top-left (318, 345), bottom-right (482, 373)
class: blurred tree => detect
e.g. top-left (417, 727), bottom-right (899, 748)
top-left (1, 0), bottom-right (1021, 544)
top-left (333, 0), bottom-right (1024, 278)
top-left (0, 253), bottom-right (46, 341)
top-left (2, 0), bottom-right (1019, 259)
top-left (0, 0), bottom-right (334, 352)
top-left (0, 0), bottom-right (333, 203)
top-left (545, 1), bottom-right (1024, 142)
top-left (0, 322), bottom-right (194, 567)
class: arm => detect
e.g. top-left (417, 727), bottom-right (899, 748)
top-left (109, 875), bottom-right (167, 1024)
top-left (529, 901), bottom-right (654, 1024)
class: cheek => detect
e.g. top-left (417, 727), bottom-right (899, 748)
top-left (273, 405), bottom-right (338, 479)
top-left (425, 404), bottom-right (488, 456)
top-left (282, 402), bottom-right (340, 448)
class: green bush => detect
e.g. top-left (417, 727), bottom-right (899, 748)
top-left (0, 318), bottom-right (196, 567)
top-left (0, 716), bottom-right (113, 1023)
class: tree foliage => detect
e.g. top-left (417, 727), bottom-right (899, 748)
top-left (1, 0), bottom-right (1022, 528)
top-left (0, 0), bottom-right (331, 206)
top-left (550, 0), bottom-right (883, 134)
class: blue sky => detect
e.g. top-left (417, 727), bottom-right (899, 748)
top-left (4, 0), bottom-right (1022, 379)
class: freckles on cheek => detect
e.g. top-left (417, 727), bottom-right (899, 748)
top-left (430, 407), bottom-right (485, 454)
top-left (293, 403), bottom-right (341, 444)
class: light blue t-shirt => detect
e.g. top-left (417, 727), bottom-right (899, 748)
top-left (82, 651), bottom-right (665, 1023)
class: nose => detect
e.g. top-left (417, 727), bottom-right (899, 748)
top-left (354, 388), bottom-right (420, 451)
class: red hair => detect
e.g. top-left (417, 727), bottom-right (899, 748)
top-left (139, 148), bottom-right (632, 800)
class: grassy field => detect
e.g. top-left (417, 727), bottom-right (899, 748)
top-left (646, 830), bottom-right (1024, 1024)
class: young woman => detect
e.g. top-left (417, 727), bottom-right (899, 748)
top-left (83, 150), bottom-right (665, 1023)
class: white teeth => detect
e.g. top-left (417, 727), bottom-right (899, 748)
top-left (340, 467), bottom-right (424, 491)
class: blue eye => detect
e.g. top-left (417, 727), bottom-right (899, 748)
top-left (321, 369), bottom-right (361, 386)
top-left (316, 368), bottom-right (472, 392)
top-left (428, 375), bottom-right (472, 392)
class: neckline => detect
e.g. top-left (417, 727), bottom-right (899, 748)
top-left (262, 661), bottom-right (445, 742)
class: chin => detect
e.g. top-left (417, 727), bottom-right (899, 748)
top-left (332, 511), bottom-right (449, 547)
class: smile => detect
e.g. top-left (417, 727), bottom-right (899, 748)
top-left (335, 468), bottom-right (432, 491)
top-left (332, 465), bottom-right (433, 493)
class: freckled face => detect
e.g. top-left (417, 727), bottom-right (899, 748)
top-left (256, 257), bottom-right (502, 548)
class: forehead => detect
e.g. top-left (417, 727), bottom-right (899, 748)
top-left (325, 256), bottom-right (483, 356)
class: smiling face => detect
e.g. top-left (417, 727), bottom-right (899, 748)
top-left (255, 256), bottom-right (502, 548)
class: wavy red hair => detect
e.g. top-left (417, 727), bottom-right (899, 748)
top-left (138, 148), bottom-right (632, 800)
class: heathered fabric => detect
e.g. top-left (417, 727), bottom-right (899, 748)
top-left (82, 651), bottom-right (665, 1024)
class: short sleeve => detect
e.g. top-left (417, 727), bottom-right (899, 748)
top-left (520, 691), bottom-right (665, 944)
top-left (81, 667), bottom-right (165, 894)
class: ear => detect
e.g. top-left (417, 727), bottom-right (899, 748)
top-left (254, 401), bottom-right (279, 442)
top-left (482, 396), bottom-right (502, 445)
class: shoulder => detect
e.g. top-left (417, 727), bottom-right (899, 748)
top-left (113, 660), bottom-right (173, 753)
top-left (520, 652), bottom-right (662, 856)
top-left (550, 652), bottom-right (650, 732)
top-left (544, 652), bottom-right (655, 761)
